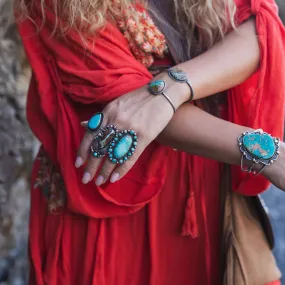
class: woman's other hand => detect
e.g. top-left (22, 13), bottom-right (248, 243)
top-left (75, 85), bottom-right (178, 186)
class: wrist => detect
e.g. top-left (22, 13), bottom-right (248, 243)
top-left (263, 141), bottom-right (284, 178)
top-left (153, 72), bottom-right (191, 108)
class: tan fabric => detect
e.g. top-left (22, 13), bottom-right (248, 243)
top-left (221, 166), bottom-right (281, 285)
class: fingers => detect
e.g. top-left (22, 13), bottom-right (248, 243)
top-left (75, 131), bottom-right (96, 168)
top-left (95, 160), bottom-right (117, 186)
top-left (82, 155), bottom-right (104, 184)
top-left (109, 144), bottom-right (145, 183)
top-left (76, 116), bottom-right (108, 168)
top-left (76, 109), bottom-right (148, 186)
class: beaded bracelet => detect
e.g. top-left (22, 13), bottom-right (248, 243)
top-left (238, 129), bottom-right (280, 175)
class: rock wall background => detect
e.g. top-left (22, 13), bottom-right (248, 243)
top-left (0, 1), bottom-right (284, 284)
top-left (0, 1), bottom-right (34, 284)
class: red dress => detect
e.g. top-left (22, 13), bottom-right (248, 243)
top-left (18, 0), bottom-right (285, 284)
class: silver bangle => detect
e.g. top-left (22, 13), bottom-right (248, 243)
top-left (148, 80), bottom-right (176, 113)
top-left (168, 68), bottom-right (194, 102)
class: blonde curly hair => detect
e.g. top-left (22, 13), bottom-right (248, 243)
top-left (15, 0), bottom-right (236, 49)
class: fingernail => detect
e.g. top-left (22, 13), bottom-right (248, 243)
top-left (82, 172), bottom-right (91, 184)
top-left (110, 173), bottom-right (120, 183)
top-left (75, 157), bottom-right (83, 168)
top-left (81, 121), bottom-right (88, 127)
top-left (95, 175), bottom-right (104, 186)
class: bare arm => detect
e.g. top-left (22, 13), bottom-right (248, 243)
top-left (78, 18), bottom-right (271, 186)
top-left (157, 103), bottom-right (285, 191)
top-left (157, 104), bottom-right (251, 165)
top-left (163, 18), bottom-right (260, 107)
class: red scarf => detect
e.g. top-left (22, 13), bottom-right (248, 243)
top-left (18, 0), bottom-right (285, 218)
top-left (229, 0), bottom-right (285, 195)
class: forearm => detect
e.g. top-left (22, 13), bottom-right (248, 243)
top-left (157, 103), bottom-right (252, 166)
top-left (158, 18), bottom-right (260, 106)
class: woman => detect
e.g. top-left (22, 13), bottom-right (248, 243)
top-left (16, 0), bottom-right (285, 284)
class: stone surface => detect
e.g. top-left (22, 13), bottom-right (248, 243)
top-left (149, 80), bottom-right (166, 94)
top-left (88, 112), bottom-right (103, 132)
top-left (114, 135), bottom-right (133, 158)
top-left (243, 133), bottom-right (276, 159)
top-left (169, 68), bottom-right (188, 82)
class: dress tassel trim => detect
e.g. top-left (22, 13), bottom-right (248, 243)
top-left (182, 192), bottom-right (199, 238)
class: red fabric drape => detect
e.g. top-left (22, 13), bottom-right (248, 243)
top-left (19, 0), bottom-right (285, 218)
top-left (17, 0), bottom-right (285, 284)
top-left (21, 4), bottom-right (171, 218)
top-left (229, 0), bottom-right (285, 195)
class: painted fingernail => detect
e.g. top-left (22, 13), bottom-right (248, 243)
top-left (82, 172), bottom-right (91, 184)
top-left (110, 173), bottom-right (120, 183)
top-left (81, 121), bottom-right (88, 127)
top-left (75, 157), bottom-right (83, 168)
top-left (95, 175), bottom-right (104, 186)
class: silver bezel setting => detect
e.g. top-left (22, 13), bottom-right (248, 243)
top-left (90, 125), bottom-right (118, 158)
top-left (238, 129), bottom-right (280, 167)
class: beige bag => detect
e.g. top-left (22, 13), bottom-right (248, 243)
top-left (220, 165), bottom-right (281, 285)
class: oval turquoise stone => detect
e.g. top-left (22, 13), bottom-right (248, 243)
top-left (88, 113), bottom-right (103, 131)
top-left (243, 133), bottom-right (275, 159)
top-left (149, 80), bottom-right (166, 95)
top-left (114, 135), bottom-right (133, 159)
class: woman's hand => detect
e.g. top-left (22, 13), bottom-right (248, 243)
top-left (264, 141), bottom-right (285, 191)
top-left (75, 85), bottom-right (176, 186)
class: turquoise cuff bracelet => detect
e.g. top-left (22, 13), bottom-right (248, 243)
top-left (238, 129), bottom-right (280, 175)
top-left (148, 80), bottom-right (176, 113)
top-left (168, 68), bottom-right (194, 102)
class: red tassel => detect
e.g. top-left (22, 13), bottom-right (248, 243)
top-left (182, 192), bottom-right (199, 238)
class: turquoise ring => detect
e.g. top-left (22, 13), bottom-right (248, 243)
top-left (87, 112), bottom-right (104, 132)
top-left (108, 130), bottom-right (138, 164)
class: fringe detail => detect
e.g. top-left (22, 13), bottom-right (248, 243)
top-left (182, 192), bottom-right (199, 238)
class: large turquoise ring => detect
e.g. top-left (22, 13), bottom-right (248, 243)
top-left (107, 130), bottom-right (138, 164)
top-left (238, 129), bottom-right (280, 175)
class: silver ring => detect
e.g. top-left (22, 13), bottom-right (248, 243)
top-left (90, 125), bottom-right (118, 158)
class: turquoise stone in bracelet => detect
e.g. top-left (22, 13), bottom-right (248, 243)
top-left (238, 129), bottom-right (280, 174)
top-left (168, 68), bottom-right (194, 102)
top-left (243, 132), bottom-right (276, 160)
top-left (87, 112), bottom-right (104, 132)
top-left (108, 130), bottom-right (138, 164)
top-left (149, 80), bottom-right (166, 95)
top-left (148, 80), bottom-right (176, 113)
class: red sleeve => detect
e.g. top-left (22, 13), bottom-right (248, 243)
top-left (228, 0), bottom-right (285, 196)
top-left (18, 5), bottom-right (168, 219)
